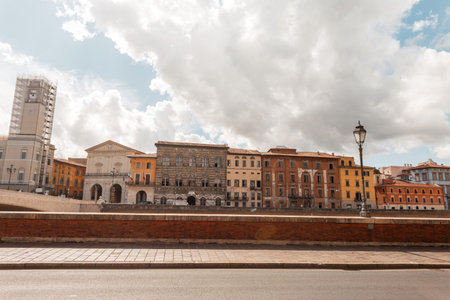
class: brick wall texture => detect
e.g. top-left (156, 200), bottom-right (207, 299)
top-left (0, 213), bottom-right (448, 244)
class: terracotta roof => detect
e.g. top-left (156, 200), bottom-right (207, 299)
top-left (53, 158), bottom-right (86, 168)
top-left (408, 164), bottom-right (450, 170)
top-left (297, 152), bottom-right (339, 159)
top-left (377, 179), bottom-right (441, 188)
top-left (228, 148), bottom-right (261, 155)
top-left (127, 153), bottom-right (157, 158)
top-left (68, 157), bottom-right (87, 165)
top-left (156, 141), bottom-right (228, 148)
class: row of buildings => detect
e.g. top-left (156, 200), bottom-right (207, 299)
top-left (0, 77), bottom-right (449, 211)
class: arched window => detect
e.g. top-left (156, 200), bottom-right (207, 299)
top-left (214, 177), bottom-right (221, 187)
top-left (189, 156), bottom-right (196, 167)
top-left (202, 156), bottom-right (209, 167)
top-left (160, 196), bottom-right (167, 205)
top-left (215, 198), bottom-right (221, 206)
top-left (201, 175), bottom-right (209, 187)
top-left (175, 174), bottom-right (183, 186)
top-left (188, 175), bottom-right (196, 186)
top-left (200, 197), bottom-right (206, 206)
top-left (176, 155), bottom-right (183, 166)
top-left (162, 156), bottom-right (170, 166)
top-left (162, 175), bottom-right (169, 186)
top-left (214, 157), bottom-right (222, 168)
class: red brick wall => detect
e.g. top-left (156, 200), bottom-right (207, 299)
top-left (0, 213), bottom-right (448, 244)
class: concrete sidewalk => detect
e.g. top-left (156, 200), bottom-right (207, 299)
top-left (0, 243), bottom-right (449, 270)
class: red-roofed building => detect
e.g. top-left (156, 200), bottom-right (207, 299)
top-left (375, 179), bottom-right (445, 210)
top-left (50, 158), bottom-right (86, 199)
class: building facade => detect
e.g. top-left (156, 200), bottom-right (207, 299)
top-left (154, 141), bottom-right (228, 206)
top-left (226, 148), bottom-right (262, 208)
top-left (50, 158), bottom-right (86, 199)
top-left (408, 159), bottom-right (450, 210)
top-left (0, 77), bottom-right (57, 193)
top-left (83, 140), bottom-right (144, 203)
top-left (375, 179), bottom-right (445, 210)
top-left (261, 148), bottom-right (341, 209)
top-left (338, 156), bottom-right (376, 209)
top-left (127, 154), bottom-right (157, 204)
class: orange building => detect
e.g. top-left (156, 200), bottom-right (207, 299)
top-left (375, 179), bottom-right (445, 210)
top-left (261, 147), bottom-right (340, 209)
top-left (127, 154), bottom-right (157, 203)
top-left (51, 158), bottom-right (86, 199)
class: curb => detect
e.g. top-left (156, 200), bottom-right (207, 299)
top-left (1, 262), bottom-right (449, 270)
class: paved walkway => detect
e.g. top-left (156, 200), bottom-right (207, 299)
top-left (0, 243), bottom-right (449, 269)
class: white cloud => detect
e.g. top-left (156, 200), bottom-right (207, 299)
top-left (61, 20), bottom-right (95, 41)
top-left (434, 142), bottom-right (450, 159)
top-left (412, 13), bottom-right (438, 32)
top-left (432, 33), bottom-right (450, 50)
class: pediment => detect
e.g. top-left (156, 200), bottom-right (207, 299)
top-left (85, 140), bottom-right (144, 154)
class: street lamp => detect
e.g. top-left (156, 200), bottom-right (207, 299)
top-left (353, 121), bottom-right (370, 218)
top-left (7, 165), bottom-right (16, 190)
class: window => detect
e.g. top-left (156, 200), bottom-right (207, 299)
top-left (264, 172), bottom-right (271, 182)
top-left (302, 161), bottom-right (308, 169)
top-left (422, 189), bottom-right (425, 194)
top-left (234, 192), bottom-right (239, 200)
top-left (160, 197), bottom-right (167, 205)
top-left (257, 161), bottom-right (261, 168)
top-left (345, 170), bottom-right (349, 175)
top-left (227, 160), bottom-right (231, 166)
top-left (215, 157), bottom-right (222, 168)
top-left (329, 175), bottom-right (334, 184)
top-left (242, 180), bottom-right (247, 187)
top-left (257, 180), bottom-right (261, 188)
top-left (422, 173), bottom-right (427, 181)
top-left (423, 197), bottom-right (426, 203)
top-left (290, 160), bottom-right (295, 168)
top-left (366, 192), bottom-right (370, 199)
top-left (346, 191), bottom-right (350, 199)
top-left (161, 175), bottom-right (169, 186)
top-left (200, 198), bottom-right (206, 206)
top-left (429, 189), bottom-right (433, 194)
top-left (201, 176), bottom-right (209, 187)
top-left (303, 174), bottom-right (309, 183)
top-left (264, 187), bottom-right (271, 197)
top-left (227, 180), bottom-right (231, 187)
top-left (21, 149), bottom-right (27, 159)
top-left (414, 189), bottom-right (418, 194)
top-left (278, 159), bottom-right (283, 168)
top-left (250, 180), bottom-right (255, 188)
top-left (202, 156), bottom-right (209, 167)
top-left (437, 189), bottom-right (440, 194)
top-left (365, 181), bottom-right (369, 187)
top-left (290, 187), bottom-right (296, 196)
top-left (136, 162), bottom-right (141, 169)
top-left (33, 171), bottom-right (37, 181)
top-left (189, 156), bottom-right (196, 167)
top-left (317, 188), bottom-right (323, 198)
top-left (341, 160), bottom-right (344, 166)
top-left (251, 192), bottom-right (256, 200)
top-left (355, 170), bottom-right (359, 176)
top-left (290, 173), bottom-right (296, 183)
top-left (242, 192), bottom-right (248, 200)
top-left (349, 161), bottom-right (352, 167)
top-left (235, 160), bottom-right (239, 167)
top-left (257, 192), bottom-right (261, 200)
top-left (406, 189), bottom-right (410, 193)
top-left (66, 178), bottom-right (70, 186)
top-left (76, 169), bottom-right (79, 176)
top-left (176, 155), bottom-right (183, 166)
top-left (356, 180), bottom-right (359, 187)
top-left (432, 172), bottom-right (437, 180)
top-left (36, 152), bottom-right (40, 161)
top-left (17, 169), bottom-right (25, 181)
top-left (407, 197), bottom-right (411, 203)
top-left (52, 177), bottom-right (56, 184)
top-left (162, 156), bottom-right (170, 166)
top-left (227, 192), bottom-right (231, 200)
top-left (250, 160), bottom-right (255, 167)
top-left (234, 180), bottom-right (239, 187)
top-left (317, 174), bottom-right (322, 183)
top-left (330, 189), bottom-right (335, 198)
top-left (278, 187), bottom-right (284, 197)
top-left (146, 162), bottom-right (151, 169)
top-left (345, 180), bottom-right (349, 187)
top-left (316, 162), bottom-right (321, 169)
top-left (68, 168), bottom-right (71, 175)
top-left (135, 174), bottom-right (140, 184)
top-left (398, 188), bottom-right (402, 193)
top-left (60, 178), bottom-right (64, 185)
top-left (74, 179), bottom-right (78, 187)
top-left (329, 163), bottom-right (334, 170)
top-left (438, 173), bottom-right (443, 180)
top-left (216, 198), bottom-right (221, 206)
top-left (264, 160), bottom-right (270, 167)
top-left (0, 149), bottom-right (3, 159)
top-left (278, 173), bottom-right (284, 182)
top-left (175, 175), bottom-right (183, 186)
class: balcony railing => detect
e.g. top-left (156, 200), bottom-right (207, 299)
top-left (127, 182), bottom-right (155, 187)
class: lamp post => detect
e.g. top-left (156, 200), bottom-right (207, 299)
top-left (7, 165), bottom-right (16, 190)
top-left (353, 121), bottom-right (370, 218)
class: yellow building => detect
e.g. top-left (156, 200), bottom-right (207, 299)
top-left (338, 156), bottom-right (376, 209)
top-left (226, 148), bottom-right (262, 208)
top-left (127, 154), bottom-right (157, 203)
top-left (51, 158), bottom-right (86, 199)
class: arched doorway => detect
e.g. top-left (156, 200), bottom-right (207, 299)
top-left (136, 191), bottom-right (147, 203)
top-left (187, 196), bottom-right (196, 205)
top-left (90, 184), bottom-right (102, 201)
top-left (110, 184), bottom-right (122, 203)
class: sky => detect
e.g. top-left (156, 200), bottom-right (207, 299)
top-left (0, 0), bottom-right (449, 169)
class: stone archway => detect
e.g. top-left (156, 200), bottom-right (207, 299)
top-left (90, 184), bottom-right (102, 201)
top-left (136, 191), bottom-right (147, 203)
top-left (110, 184), bottom-right (122, 203)
top-left (187, 196), bottom-right (196, 206)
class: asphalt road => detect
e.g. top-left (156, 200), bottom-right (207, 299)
top-left (0, 269), bottom-right (448, 299)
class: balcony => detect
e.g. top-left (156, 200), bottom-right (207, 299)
top-left (250, 186), bottom-right (261, 190)
top-left (127, 182), bottom-right (155, 187)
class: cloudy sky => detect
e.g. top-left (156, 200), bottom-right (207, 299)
top-left (0, 0), bottom-right (449, 168)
